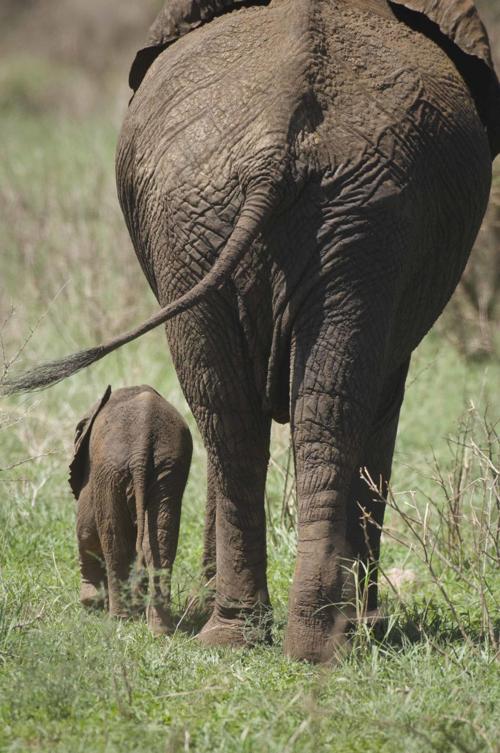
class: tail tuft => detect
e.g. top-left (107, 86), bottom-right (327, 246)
top-left (1, 344), bottom-right (108, 395)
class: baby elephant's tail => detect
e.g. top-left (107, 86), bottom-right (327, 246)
top-left (1, 185), bottom-right (276, 395)
top-left (133, 471), bottom-right (147, 574)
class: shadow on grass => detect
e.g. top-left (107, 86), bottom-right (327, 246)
top-left (366, 598), bottom-right (500, 650)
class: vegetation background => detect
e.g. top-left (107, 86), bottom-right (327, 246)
top-left (0, 1), bottom-right (499, 751)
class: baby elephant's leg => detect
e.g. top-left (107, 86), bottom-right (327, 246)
top-left (142, 479), bottom-right (183, 635)
top-left (94, 482), bottom-right (136, 619)
top-left (77, 487), bottom-right (106, 609)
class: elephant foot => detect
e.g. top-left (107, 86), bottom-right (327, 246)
top-left (185, 575), bottom-right (216, 619)
top-left (284, 608), bottom-right (354, 664)
top-left (146, 604), bottom-right (174, 636)
top-left (197, 603), bottom-right (272, 649)
top-left (284, 606), bottom-right (386, 663)
top-left (80, 582), bottom-right (106, 610)
top-left (362, 607), bottom-right (387, 640)
top-left (109, 592), bottom-right (135, 620)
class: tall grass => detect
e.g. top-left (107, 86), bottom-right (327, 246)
top-left (358, 405), bottom-right (500, 652)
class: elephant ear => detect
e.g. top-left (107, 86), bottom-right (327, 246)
top-left (129, 0), bottom-right (269, 93)
top-left (68, 385), bottom-right (112, 500)
top-left (390, 0), bottom-right (500, 156)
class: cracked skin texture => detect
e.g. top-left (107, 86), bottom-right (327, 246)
top-left (116, 0), bottom-right (496, 661)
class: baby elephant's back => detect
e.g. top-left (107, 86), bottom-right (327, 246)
top-left (90, 386), bottom-right (192, 478)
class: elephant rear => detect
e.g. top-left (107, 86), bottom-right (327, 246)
top-left (114, 0), bottom-right (499, 661)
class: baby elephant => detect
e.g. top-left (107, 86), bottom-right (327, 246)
top-left (69, 385), bottom-right (192, 634)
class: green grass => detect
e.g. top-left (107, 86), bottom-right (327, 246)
top-left (1, 105), bottom-right (499, 753)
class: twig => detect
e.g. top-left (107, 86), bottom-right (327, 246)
top-left (0, 451), bottom-right (55, 473)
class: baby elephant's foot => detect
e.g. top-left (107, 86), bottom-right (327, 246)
top-left (197, 602), bottom-right (273, 649)
top-left (80, 582), bottom-right (106, 610)
top-left (146, 604), bottom-right (175, 636)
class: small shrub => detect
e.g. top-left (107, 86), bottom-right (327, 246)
top-left (359, 404), bottom-right (499, 652)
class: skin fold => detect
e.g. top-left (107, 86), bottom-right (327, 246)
top-left (4, 0), bottom-right (499, 662)
top-left (69, 385), bottom-right (192, 635)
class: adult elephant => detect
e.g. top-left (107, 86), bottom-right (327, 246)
top-left (4, 0), bottom-right (500, 662)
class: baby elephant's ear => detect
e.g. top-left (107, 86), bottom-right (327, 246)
top-left (68, 386), bottom-right (112, 500)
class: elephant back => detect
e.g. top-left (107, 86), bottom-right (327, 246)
top-left (128, 0), bottom-right (500, 157)
top-left (129, 0), bottom-right (269, 93)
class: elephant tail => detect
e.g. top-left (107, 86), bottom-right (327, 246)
top-left (133, 470), bottom-right (147, 574)
top-left (1, 185), bottom-right (276, 394)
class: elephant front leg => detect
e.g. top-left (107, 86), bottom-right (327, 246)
top-left (284, 304), bottom-right (392, 663)
top-left (166, 309), bottom-right (272, 648)
top-left (187, 469), bottom-right (217, 618)
top-left (197, 418), bottom-right (272, 648)
top-left (202, 471), bottom-right (217, 585)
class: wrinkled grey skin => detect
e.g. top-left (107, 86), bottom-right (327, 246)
top-left (116, 0), bottom-right (499, 661)
top-left (5, 0), bottom-right (498, 663)
top-left (70, 385), bottom-right (192, 635)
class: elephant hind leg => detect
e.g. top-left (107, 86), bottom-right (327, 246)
top-left (77, 487), bottom-right (106, 610)
top-left (284, 286), bottom-right (399, 663)
top-left (94, 483), bottom-right (136, 619)
top-left (141, 480), bottom-right (184, 636)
